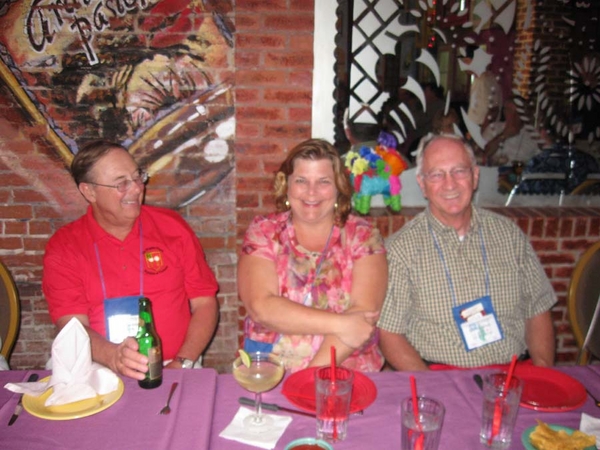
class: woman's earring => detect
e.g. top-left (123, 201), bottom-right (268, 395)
top-left (285, 199), bottom-right (290, 208)
top-left (334, 202), bottom-right (338, 211)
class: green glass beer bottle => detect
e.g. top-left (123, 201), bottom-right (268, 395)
top-left (136, 297), bottom-right (163, 389)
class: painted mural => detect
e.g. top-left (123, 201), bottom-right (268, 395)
top-left (0, 0), bottom-right (235, 208)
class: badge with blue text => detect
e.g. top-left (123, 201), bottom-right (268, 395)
top-left (452, 296), bottom-right (503, 351)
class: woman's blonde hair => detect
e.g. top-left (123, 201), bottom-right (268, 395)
top-left (274, 139), bottom-right (353, 226)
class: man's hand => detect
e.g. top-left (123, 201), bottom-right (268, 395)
top-left (107, 337), bottom-right (149, 380)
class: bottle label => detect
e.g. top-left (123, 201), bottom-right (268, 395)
top-left (147, 347), bottom-right (162, 380)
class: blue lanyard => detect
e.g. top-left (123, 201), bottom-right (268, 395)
top-left (94, 221), bottom-right (144, 298)
top-left (428, 223), bottom-right (490, 308)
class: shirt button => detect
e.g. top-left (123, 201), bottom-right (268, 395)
top-left (122, 265), bottom-right (127, 270)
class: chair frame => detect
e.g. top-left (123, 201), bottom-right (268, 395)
top-left (567, 240), bottom-right (600, 365)
top-left (0, 261), bottom-right (20, 360)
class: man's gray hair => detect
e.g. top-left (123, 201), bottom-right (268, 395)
top-left (415, 133), bottom-right (477, 176)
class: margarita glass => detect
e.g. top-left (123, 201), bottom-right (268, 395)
top-left (232, 351), bottom-right (285, 431)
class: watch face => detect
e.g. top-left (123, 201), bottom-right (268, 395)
top-left (180, 358), bottom-right (193, 369)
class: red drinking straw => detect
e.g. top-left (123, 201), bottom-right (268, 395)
top-left (330, 346), bottom-right (336, 383)
top-left (410, 375), bottom-right (424, 450)
top-left (330, 346), bottom-right (338, 440)
top-left (488, 354), bottom-right (518, 445)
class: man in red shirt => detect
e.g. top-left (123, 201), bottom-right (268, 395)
top-left (43, 141), bottom-right (219, 380)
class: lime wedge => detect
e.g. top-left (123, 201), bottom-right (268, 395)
top-left (239, 349), bottom-right (252, 368)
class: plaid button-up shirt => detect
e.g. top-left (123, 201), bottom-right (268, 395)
top-left (379, 206), bottom-right (556, 367)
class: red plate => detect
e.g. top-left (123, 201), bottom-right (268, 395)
top-left (514, 365), bottom-right (586, 411)
top-left (282, 367), bottom-right (377, 413)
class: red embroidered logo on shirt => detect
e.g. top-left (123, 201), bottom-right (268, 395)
top-left (144, 247), bottom-right (167, 274)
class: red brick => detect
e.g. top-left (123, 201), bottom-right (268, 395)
top-left (235, 88), bottom-right (261, 103)
top-left (590, 217), bottom-right (600, 236)
top-left (264, 14), bottom-right (314, 31)
top-left (23, 237), bottom-right (49, 252)
top-left (234, 14), bottom-right (262, 32)
top-left (554, 266), bottom-right (573, 279)
top-left (237, 142), bottom-right (281, 156)
top-left (237, 176), bottom-right (274, 191)
top-left (289, 35), bottom-right (314, 50)
top-left (236, 157), bottom-right (262, 174)
top-left (234, 52), bottom-right (261, 69)
top-left (289, 107), bottom-right (311, 122)
top-left (236, 0), bottom-right (287, 12)
top-left (236, 34), bottom-right (286, 49)
top-left (0, 190), bottom-right (10, 203)
top-left (530, 218), bottom-right (543, 237)
top-left (264, 88), bottom-right (312, 104)
top-left (237, 193), bottom-right (260, 208)
top-left (4, 220), bottom-right (27, 235)
top-left (573, 217), bottom-right (588, 236)
top-left (264, 124), bottom-right (311, 139)
top-left (12, 188), bottom-right (49, 204)
top-left (28, 220), bottom-right (52, 235)
top-left (530, 239), bottom-right (558, 252)
top-left (236, 70), bottom-right (287, 85)
top-left (289, 70), bottom-right (313, 88)
top-left (237, 106), bottom-right (286, 121)
top-left (539, 253), bottom-right (576, 265)
top-left (0, 173), bottom-right (29, 187)
top-left (544, 218), bottom-right (559, 237)
top-left (264, 52), bottom-right (313, 69)
top-left (560, 218), bottom-right (574, 237)
top-left (561, 239), bottom-right (596, 251)
top-left (263, 159), bottom-right (282, 174)
top-left (0, 236), bottom-right (22, 249)
top-left (0, 204), bottom-right (32, 219)
top-left (236, 123), bottom-right (261, 138)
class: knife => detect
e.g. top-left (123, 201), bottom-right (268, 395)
top-left (8, 373), bottom-right (39, 426)
top-left (238, 397), bottom-right (315, 418)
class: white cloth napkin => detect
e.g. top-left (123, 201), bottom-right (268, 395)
top-left (219, 406), bottom-right (293, 449)
top-left (4, 318), bottom-right (120, 406)
top-left (580, 413), bottom-right (600, 449)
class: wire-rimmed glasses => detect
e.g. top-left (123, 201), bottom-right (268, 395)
top-left (86, 170), bottom-right (149, 192)
top-left (421, 167), bottom-right (472, 183)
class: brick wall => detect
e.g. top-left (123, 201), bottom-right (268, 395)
top-left (0, 1), bottom-right (596, 374)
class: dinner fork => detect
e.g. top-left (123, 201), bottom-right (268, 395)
top-left (158, 382), bottom-right (179, 415)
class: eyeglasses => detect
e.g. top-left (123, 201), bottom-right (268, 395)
top-left (422, 167), bottom-right (472, 183)
top-left (86, 170), bottom-right (149, 193)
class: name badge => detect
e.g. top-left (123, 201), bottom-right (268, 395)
top-left (104, 295), bottom-right (140, 344)
top-left (452, 296), bottom-right (503, 351)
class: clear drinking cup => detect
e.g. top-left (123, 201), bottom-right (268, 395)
top-left (315, 366), bottom-right (354, 443)
top-left (479, 373), bottom-right (523, 449)
top-left (401, 396), bottom-right (445, 450)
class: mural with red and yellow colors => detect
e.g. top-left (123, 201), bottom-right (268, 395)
top-left (0, 0), bottom-right (235, 208)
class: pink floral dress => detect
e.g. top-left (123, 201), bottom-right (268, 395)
top-left (242, 211), bottom-right (386, 372)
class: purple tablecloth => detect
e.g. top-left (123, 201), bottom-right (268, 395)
top-left (1, 365), bottom-right (599, 449)
top-left (210, 365), bottom-right (600, 450)
top-left (0, 369), bottom-right (217, 449)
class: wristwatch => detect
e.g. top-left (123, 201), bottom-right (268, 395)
top-left (176, 356), bottom-right (194, 369)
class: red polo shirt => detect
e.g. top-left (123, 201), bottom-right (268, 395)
top-left (43, 205), bottom-right (218, 360)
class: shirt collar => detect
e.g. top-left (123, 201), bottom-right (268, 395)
top-left (85, 205), bottom-right (142, 244)
top-left (425, 205), bottom-right (481, 238)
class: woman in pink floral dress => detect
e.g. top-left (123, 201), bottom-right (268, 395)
top-left (238, 139), bottom-right (388, 372)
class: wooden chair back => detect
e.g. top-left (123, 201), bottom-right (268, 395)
top-left (567, 241), bottom-right (600, 364)
top-left (0, 260), bottom-right (20, 361)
